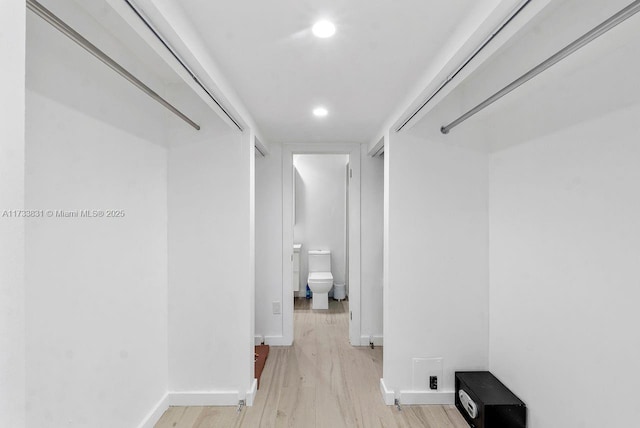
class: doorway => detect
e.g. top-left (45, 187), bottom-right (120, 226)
top-left (282, 144), bottom-right (361, 346)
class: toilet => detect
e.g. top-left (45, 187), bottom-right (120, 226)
top-left (307, 250), bottom-right (333, 310)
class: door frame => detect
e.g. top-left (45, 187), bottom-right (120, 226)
top-left (281, 143), bottom-right (361, 346)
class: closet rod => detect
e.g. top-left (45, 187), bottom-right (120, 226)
top-left (395, 0), bottom-right (532, 133)
top-left (26, 0), bottom-right (201, 131)
top-left (123, 0), bottom-right (244, 132)
top-left (441, 0), bottom-right (640, 135)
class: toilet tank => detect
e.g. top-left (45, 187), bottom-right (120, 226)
top-left (308, 250), bottom-right (331, 272)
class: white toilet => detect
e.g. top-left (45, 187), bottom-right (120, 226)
top-left (307, 250), bottom-right (333, 310)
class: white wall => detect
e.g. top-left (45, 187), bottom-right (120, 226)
top-left (167, 120), bottom-right (255, 402)
top-left (383, 131), bottom-right (489, 401)
top-left (0, 0), bottom-right (26, 425)
top-left (387, 0), bottom-right (640, 417)
top-left (360, 146), bottom-right (384, 341)
top-left (25, 11), bottom-right (168, 427)
top-left (294, 155), bottom-right (349, 291)
top-left (397, 0), bottom-right (640, 422)
top-left (20, 0), bottom-right (257, 422)
top-left (489, 103), bottom-right (640, 427)
top-left (255, 143), bottom-right (283, 340)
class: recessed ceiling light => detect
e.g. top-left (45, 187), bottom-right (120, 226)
top-left (312, 20), bottom-right (336, 38)
top-left (313, 107), bottom-right (328, 117)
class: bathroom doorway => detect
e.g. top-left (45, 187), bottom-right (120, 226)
top-left (282, 144), bottom-right (361, 345)
top-left (293, 154), bottom-right (348, 307)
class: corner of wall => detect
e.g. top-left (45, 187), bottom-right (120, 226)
top-left (379, 379), bottom-right (395, 405)
top-left (245, 379), bottom-right (258, 406)
top-left (0, 0), bottom-right (26, 425)
top-left (136, 393), bottom-right (169, 428)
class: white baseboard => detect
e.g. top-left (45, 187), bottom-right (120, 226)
top-left (137, 383), bottom-right (258, 426)
top-left (360, 335), bottom-right (383, 347)
top-left (246, 379), bottom-right (258, 406)
top-left (379, 379), bottom-right (454, 406)
top-left (254, 335), bottom-right (264, 345)
top-left (379, 379), bottom-right (395, 405)
top-left (137, 393), bottom-right (169, 428)
top-left (168, 390), bottom-right (241, 406)
top-left (398, 390), bottom-right (455, 405)
top-left (255, 335), bottom-right (291, 346)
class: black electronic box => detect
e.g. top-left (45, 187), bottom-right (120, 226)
top-left (455, 371), bottom-right (526, 428)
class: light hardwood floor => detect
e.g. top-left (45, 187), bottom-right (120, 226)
top-left (156, 299), bottom-right (468, 428)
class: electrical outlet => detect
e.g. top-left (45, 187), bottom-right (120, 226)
top-left (272, 301), bottom-right (281, 315)
top-left (429, 376), bottom-right (438, 390)
top-left (412, 357), bottom-right (443, 391)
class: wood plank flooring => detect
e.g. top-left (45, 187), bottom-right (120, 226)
top-left (156, 299), bottom-right (468, 428)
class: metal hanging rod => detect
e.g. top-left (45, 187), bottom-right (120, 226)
top-left (441, 0), bottom-right (640, 135)
top-left (395, 0), bottom-right (532, 133)
top-left (123, 0), bottom-right (244, 132)
top-left (26, 0), bottom-right (200, 131)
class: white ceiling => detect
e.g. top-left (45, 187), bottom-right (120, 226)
top-left (173, 0), bottom-right (495, 144)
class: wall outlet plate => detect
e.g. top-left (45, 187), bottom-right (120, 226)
top-left (272, 301), bottom-right (281, 315)
top-left (412, 357), bottom-right (443, 391)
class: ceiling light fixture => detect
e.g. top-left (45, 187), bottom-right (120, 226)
top-left (313, 107), bottom-right (328, 117)
top-left (312, 20), bottom-right (336, 38)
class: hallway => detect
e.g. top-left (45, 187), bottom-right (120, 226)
top-left (156, 300), bottom-right (467, 427)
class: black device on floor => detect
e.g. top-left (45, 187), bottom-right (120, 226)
top-left (455, 371), bottom-right (526, 428)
